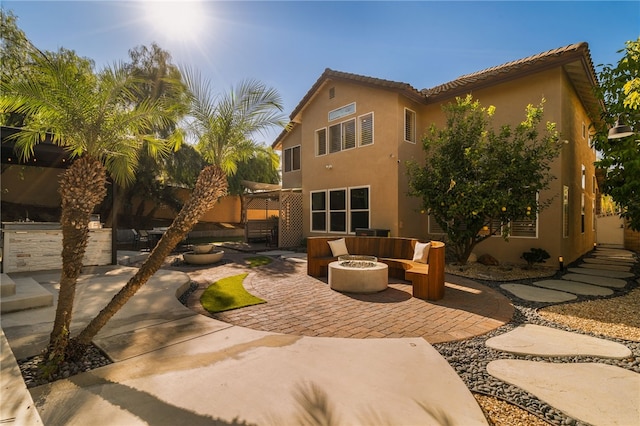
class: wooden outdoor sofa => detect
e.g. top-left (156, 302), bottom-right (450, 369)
top-left (307, 236), bottom-right (445, 301)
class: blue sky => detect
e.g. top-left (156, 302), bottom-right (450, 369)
top-left (4, 1), bottom-right (640, 143)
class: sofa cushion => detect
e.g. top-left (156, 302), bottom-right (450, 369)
top-left (412, 242), bottom-right (431, 263)
top-left (328, 238), bottom-right (349, 257)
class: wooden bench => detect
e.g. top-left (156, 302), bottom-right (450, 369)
top-left (307, 236), bottom-right (445, 301)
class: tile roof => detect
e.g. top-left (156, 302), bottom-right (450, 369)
top-left (422, 42), bottom-right (597, 100)
top-left (273, 42), bottom-right (602, 149)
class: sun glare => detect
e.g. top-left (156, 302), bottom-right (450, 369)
top-left (144, 1), bottom-right (207, 43)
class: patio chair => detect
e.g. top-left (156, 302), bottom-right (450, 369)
top-left (132, 229), bottom-right (150, 251)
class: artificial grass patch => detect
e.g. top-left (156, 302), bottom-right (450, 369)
top-left (200, 273), bottom-right (266, 313)
top-left (245, 256), bottom-right (272, 268)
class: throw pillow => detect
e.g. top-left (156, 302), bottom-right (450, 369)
top-left (328, 238), bottom-right (349, 257)
top-left (412, 241), bottom-right (431, 263)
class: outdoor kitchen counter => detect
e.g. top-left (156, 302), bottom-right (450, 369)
top-left (1, 222), bottom-right (112, 273)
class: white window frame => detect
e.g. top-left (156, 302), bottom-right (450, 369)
top-left (358, 112), bottom-right (374, 147)
top-left (329, 188), bottom-right (348, 233)
top-left (563, 185), bottom-right (569, 238)
top-left (310, 190), bottom-right (327, 232)
top-left (315, 128), bottom-right (327, 157)
top-left (348, 186), bottom-right (370, 233)
top-left (284, 145), bottom-right (301, 173)
top-left (404, 107), bottom-right (416, 143)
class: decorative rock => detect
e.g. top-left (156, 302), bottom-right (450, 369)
top-left (478, 254), bottom-right (499, 266)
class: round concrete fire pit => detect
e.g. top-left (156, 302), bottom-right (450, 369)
top-left (329, 258), bottom-right (388, 293)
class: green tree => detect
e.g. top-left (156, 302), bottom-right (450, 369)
top-left (99, 43), bottom-right (191, 228)
top-left (73, 73), bottom-right (286, 348)
top-left (407, 95), bottom-right (560, 264)
top-left (593, 37), bottom-right (640, 230)
top-left (0, 47), bottom-right (178, 366)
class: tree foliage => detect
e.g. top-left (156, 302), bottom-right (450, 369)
top-left (0, 35), bottom-right (179, 365)
top-left (73, 76), bottom-right (286, 350)
top-left (593, 37), bottom-right (640, 230)
top-left (407, 95), bottom-right (560, 263)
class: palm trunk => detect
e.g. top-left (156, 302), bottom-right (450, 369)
top-left (72, 165), bottom-right (227, 349)
top-left (48, 156), bottom-right (107, 362)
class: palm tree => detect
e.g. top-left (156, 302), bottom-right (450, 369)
top-left (73, 73), bottom-right (286, 348)
top-left (0, 48), bottom-right (179, 365)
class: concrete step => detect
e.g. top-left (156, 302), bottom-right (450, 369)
top-left (0, 276), bottom-right (53, 313)
top-left (1, 273), bottom-right (16, 297)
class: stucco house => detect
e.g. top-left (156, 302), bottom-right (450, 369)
top-left (272, 42), bottom-right (602, 267)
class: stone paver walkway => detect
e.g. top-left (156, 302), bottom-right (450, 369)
top-left (488, 248), bottom-right (639, 426)
top-left (487, 360), bottom-right (639, 426)
top-left (486, 324), bottom-right (632, 358)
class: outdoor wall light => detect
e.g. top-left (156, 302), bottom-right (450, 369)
top-left (608, 116), bottom-right (634, 140)
top-left (325, 164), bottom-right (333, 170)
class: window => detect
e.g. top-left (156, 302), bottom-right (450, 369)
top-left (563, 186), bottom-right (569, 238)
top-left (329, 189), bottom-right (347, 232)
top-left (343, 119), bottom-right (356, 150)
top-left (311, 191), bottom-right (327, 231)
top-left (329, 87), bottom-right (335, 99)
top-left (359, 113), bottom-right (374, 146)
top-left (311, 187), bottom-right (370, 234)
top-left (349, 187), bottom-right (369, 232)
top-left (581, 193), bottom-right (586, 234)
top-left (510, 218), bottom-right (538, 238)
top-left (428, 215), bottom-right (446, 234)
top-left (582, 122), bottom-right (586, 139)
top-left (316, 128), bottom-right (327, 156)
top-left (592, 198), bottom-right (596, 231)
top-left (329, 123), bottom-right (341, 153)
top-left (581, 164), bottom-right (586, 189)
top-left (329, 119), bottom-right (356, 153)
top-left (284, 146), bottom-right (300, 172)
top-left (404, 108), bottom-right (416, 143)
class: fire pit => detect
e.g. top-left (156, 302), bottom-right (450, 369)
top-left (329, 255), bottom-right (388, 293)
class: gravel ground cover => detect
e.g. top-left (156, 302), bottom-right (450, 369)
top-left (16, 250), bottom-right (639, 426)
top-left (441, 257), bottom-right (640, 426)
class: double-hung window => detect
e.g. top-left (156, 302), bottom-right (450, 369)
top-left (358, 113), bottom-right (374, 146)
top-left (284, 145), bottom-right (300, 172)
top-left (404, 108), bottom-right (416, 143)
top-left (311, 191), bottom-right (327, 232)
top-left (316, 128), bottom-right (327, 156)
top-left (329, 119), bottom-right (356, 153)
top-left (349, 187), bottom-right (369, 232)
top-left (329, 189), bottom-right (347, 232)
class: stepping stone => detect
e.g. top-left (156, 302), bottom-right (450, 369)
top-left (562, 273), bottom-right (627, 289)
top-left (582, 257), bottom-right (635, 266)
top-left (487, 360), bottom-right (640, 426)
top-left (500, 284), bottom-right (576, 303)
top-left (486, 324), bottom-right (632, 358)
top-left (578, 263), bottom-right (632, 272)
top-left (567, 267), bottom-right (634, 279)
top-left (532, 279), bottom-right (613, 296)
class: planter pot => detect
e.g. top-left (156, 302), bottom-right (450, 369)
top-left (193, 243), bottom-right (216, 254)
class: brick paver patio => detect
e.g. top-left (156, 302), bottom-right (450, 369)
top-left (184, 254), bottom-right (514, 344)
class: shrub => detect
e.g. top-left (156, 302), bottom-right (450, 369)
top-left (521, 248), bottom-right (550, 269)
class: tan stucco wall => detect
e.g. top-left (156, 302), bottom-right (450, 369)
top-left (278, 67), bottom-right (597, 267)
